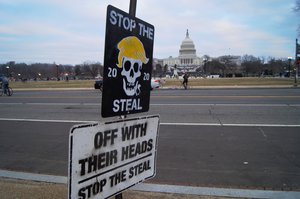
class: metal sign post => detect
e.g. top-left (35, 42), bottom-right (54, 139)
top-left (116, 1), bottom-right (135, 198)
top-left (129, 0), bottom-right (137, 17)
top-left (295, 39), bottom-right (299, 86)
top-left (115, 1), bottom-right (137, 198)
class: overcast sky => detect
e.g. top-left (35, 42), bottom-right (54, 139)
top-left (0, 0), bottom-right (299, 65)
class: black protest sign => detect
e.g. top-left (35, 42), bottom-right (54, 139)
top-left (102, 5), bottom-right (155, 118)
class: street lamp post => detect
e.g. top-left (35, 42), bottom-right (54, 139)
top-left (294, 66), bottom-right (297, 86)
top-left (6, 66), bottom-right (9, 77)
top-left (296, 39), bottom-right (299, 86)
top-left (203, 57), bottom-right (207, 76)
top-left (288, 57), bottom-right (292, 78)
top-left (56, 64), bottom-right (60, 81)
top-left (294, 59), bottom-right (298, 87)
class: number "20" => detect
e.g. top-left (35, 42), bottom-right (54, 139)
top-left (108, 67), bottom-right (117, 78)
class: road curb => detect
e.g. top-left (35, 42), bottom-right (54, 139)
top-left (1, 170), bottom-right (299, 199)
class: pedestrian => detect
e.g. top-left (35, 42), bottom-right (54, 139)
top-left (182, 73), bottom-right (189, 89)
top-left (173, 65), bottom-right (179, 79)
top-left (0, 75), bottom-right (9, 94)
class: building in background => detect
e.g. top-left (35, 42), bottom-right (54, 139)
top-left (162, 30), bottom-right (203, 75)
top-left (153, 30), bottom-right (242, 78)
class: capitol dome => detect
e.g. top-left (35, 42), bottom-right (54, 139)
top-left (179, 29), bottom-right (197, 59)
top-left (162, 29), bottom-right (203, 70)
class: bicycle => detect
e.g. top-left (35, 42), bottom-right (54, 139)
top-left (0, 83), bottom-right (13, 96)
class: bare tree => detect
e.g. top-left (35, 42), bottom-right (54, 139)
top-left (74, 65), bottom-right (82, 77)
top-left (154, 63), bottom-right (163, 77)
top-left (163, 64), bottom-right (168, 74)
top-left (241, 55), bottom-right (263, 77)
top-left (219, 55), bottom-right (239, 77)
top-left (206, 59), bottom-right (225, 76)
top-left (81, 61), bottom-right (100, 78)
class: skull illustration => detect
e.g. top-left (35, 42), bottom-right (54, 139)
top-left (116, 36), bottom-right (149, 96)
top-left (121, 57), bottom-right (142, 96)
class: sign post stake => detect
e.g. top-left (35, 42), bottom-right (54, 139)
top-left (115, 193), bottom-right (123, 199)
top-left (115, 2), bottom-right (137, 198)
top-left (295, 39), bottom-right (299, 86)
top-left (129, 0), bottom-right (137, 16)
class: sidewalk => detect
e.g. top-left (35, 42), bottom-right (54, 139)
top-left (0, 178), bottom-right (243, 199)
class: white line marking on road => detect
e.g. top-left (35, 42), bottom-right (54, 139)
top-left (151, 103), bottom-right (300, 107)
top-left (152, 103), bottom-right (300, 107)
top-left (222, 123), bottom-right (300, 127)
top-left (161, 122), bottom-right (300, 127)
top-left (1, 102), bottom-right (300, 107)
top-left (0, 102), bottom-right (99, 106)
top-left (0, 170), bottom-right (299, 199)
top-left (0, 118), bottom-right (94, 123)
top-left (0, 118), bottom-right (300, 127)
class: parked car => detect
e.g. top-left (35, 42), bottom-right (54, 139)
top-left (94, 78), bottom-right (103, 91)
top-left (151, 78), bottom-right (160, 90)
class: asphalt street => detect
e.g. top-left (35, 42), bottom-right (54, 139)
top-left (0, 88), bottom-right (300, 191)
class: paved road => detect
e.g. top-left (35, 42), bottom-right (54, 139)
top-left (0, 88), bottom-right (300, 191)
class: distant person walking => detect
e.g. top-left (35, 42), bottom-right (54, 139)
top-left (182, 73), bottom-right (189, 89)
top-left (173, 65), bottom-right (179, 79)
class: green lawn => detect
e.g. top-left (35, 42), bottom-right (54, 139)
top-left (163, 77), bottom-right (298, 87)
top-left (9, 77), bottom-right (298, 89)
top-left (10, 80), bottom-right (95, 89)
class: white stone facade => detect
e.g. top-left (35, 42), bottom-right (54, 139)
top-left (162, 30), bottom-right (203, 71)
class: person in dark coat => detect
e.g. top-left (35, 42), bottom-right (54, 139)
top-left (0, 75), bottom-right (9, 94)
top-left (182, 73), bottom-right (189, 89)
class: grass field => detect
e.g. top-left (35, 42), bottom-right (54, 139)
top-left (163, 77), bottom-right (298, 87)
top-left (10, 80), bottom-right (94, 89)
top-left (9, 77), bottom-right (298, 89)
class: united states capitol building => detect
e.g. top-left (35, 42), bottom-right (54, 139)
top-left (154, 30), bottom-right (205, 74)
top-left (162, 30), bottom-right (203, 73)
top-left (154, 30), bottom-right (241, 77)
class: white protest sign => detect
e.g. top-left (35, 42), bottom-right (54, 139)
top-left (68, 115), bottom-right (159, 199)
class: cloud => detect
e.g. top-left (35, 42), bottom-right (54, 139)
top-left (0, 22), bottom-right (69, 37)
top-left (0, 0), bottom-right (297, 64)
top-left (147, 0), bottom-right (296, 59)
